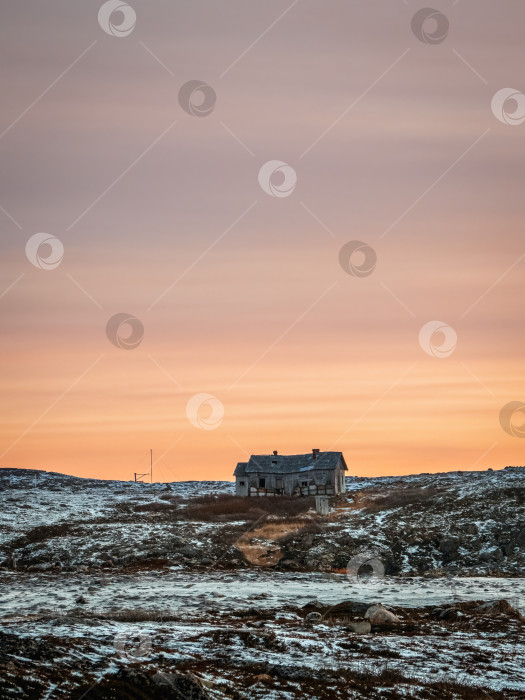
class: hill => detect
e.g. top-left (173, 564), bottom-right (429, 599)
top-left (1, 466), bottom-right (523, 576)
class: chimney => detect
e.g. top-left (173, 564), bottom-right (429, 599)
top-left (312, 448), bottom-right (320, 460)
top-left (273, 450), bottom-right (278, 456)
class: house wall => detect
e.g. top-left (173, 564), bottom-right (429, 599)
top-left (239, 467), bottom-right (341, 497)
top-left (339, 467), bottom-right (347, 493)
top-left (236, 457), bottom-right (347, 498)
top-left (235, 477), bottom-right (249, 497)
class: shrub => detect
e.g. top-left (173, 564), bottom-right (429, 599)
top-left (93, 608), bottom-right (179, 622)
top-left (7, 523), bottom-right (72, 550)
top-left (183, 494), bottom-right (315, 522)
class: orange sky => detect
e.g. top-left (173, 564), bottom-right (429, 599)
top-left (1, 1), bottom-right (525, 481)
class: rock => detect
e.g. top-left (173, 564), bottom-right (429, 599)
top-left (75, 595), bottom-right (87, 605)
top-left (516, 529), bottom-right (525, 546)
top-left (330, 599), bottom-right (370, 614)
top-left (345, 620), bottom-right (371, 634)
top-left (304, 612), bottom-right (323, 624)
top-left (279, 559), bottom-right (301, 570)
top-left (364, 604), bottom-right (401, 626)
top-left (27, 563), bottom-right (52, 572)
top-left (250, 674), bottom-right (272, 685)
top-left (147, 670), bottom-right (211, 698)
top-left (474, 599), bottom-right (522, 617)
top-left (305, 559), bottom-right (321, 570)
top-left (439, 538), bottom-right (460, 554)
top-left (479, 547), bottom-right (504, 562)
top-left (501, 542), bottom-right (516, 556)
top-left (439, 606), bottom-right (460, 620)
top-left (462, 523), bottom-right (479, 535)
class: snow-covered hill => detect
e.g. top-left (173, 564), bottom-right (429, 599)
top-left (0, 466), bottom-right (523, 576)
top-left (1, 466), bottom-right (524, 699)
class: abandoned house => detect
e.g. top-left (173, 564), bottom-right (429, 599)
top-left (234, 449), bottom-right (348, 497)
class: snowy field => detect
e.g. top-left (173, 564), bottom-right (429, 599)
top-left (1, 467), bottom-right (524, 698)
top-left (1, 570), bottom-right (524, 619)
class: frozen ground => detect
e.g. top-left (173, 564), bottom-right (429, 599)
top-left (1, 570), bottom-right (524, 619)
top-left (1, 572), bottom-right (524, 698)
top-left (0, 466), bottom-right (524, 698)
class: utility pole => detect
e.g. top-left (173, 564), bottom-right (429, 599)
top-left (133, 450), bottom-right (152, 483)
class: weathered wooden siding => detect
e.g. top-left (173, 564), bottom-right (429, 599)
top-left (235, 459), bottom-right (346, 497)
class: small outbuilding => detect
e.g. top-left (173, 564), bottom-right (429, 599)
top-left (234, 449), bottom-right (348, 497)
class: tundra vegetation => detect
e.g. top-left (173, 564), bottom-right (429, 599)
top-left (0, 467), bottom-right (524, 698)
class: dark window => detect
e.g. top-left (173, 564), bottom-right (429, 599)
top-left (239, 481), bottom-right (245, 486)
top-left (301, 481), bottom-right (308, 487)
top-left (259, 478), bottom-right (265, 488)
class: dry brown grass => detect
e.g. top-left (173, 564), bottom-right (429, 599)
top-left (5, 523), bottom-right (73, 551)
top-left (90, 608), bottom-right (180, 622)
top-left (235, 517), bottom-right (321, 566)
top-left (183, 494), bottom-right (315, 522)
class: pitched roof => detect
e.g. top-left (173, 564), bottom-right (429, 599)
top-left (234, 462), bottom-right (248, 476)
top-left (235, 451), bottom-right (347, 476)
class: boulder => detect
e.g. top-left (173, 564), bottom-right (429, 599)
top-left (345, 620), bottom-right (371, 634)
top-left (474, 599), bottom-right (522, 618)
top-left (500, 542), bottom-right (516, 556)
top-left (27, 563), bottom-right (52, 572)
top-left (279, 558), bottom-right (301, 570)
top-left (364, 604), bottom-right (401, 626)
top-left (439, 606), bottom-right (461, 620)
top-left (305, 611), bottom-right (323, 624)
top-left (439, 538), bottom-right (460, 554)
top-left (462, 523), bottom-right (479, 535)
top-left (479, 547), bottom-right (504, 562)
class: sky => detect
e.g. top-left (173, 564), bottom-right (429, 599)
top-left (1, 0), bottom-right (525, 482)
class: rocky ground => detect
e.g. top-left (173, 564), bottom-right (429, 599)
top-left (1, 466), bottom-right (524, 577)
top-left (0, 466), bottom-right (524, 698)
top-left (0, 592), bottom-right (524, 699)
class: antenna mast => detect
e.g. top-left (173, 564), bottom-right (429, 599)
top-left (133, 449), bottom-right (153, 483)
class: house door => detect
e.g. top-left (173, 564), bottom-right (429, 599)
top-left (275, 478), bottom-right (283, 494)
